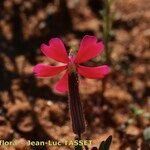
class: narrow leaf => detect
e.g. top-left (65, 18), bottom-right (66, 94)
top-left (99, 135), bottom-right (112, 150)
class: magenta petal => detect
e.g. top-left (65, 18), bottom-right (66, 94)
top-left (41, 38), bottom-right (69, 63)
top-left (78, 65), bottom-right (110, 79)
top-left (75, 35), bottom-right (104, 64)
top-left (33, 64), bottom-right (66, 77)
top-left (54, 71), bottom-right (68, 93)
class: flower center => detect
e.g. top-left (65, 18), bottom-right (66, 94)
top-left (68, 49), bottom-right (77, 73)
top-left (68, 62), bottom-right (76, 73)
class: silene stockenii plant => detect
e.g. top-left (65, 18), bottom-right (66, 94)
top-left (33, 35), bottom-right (111, 150)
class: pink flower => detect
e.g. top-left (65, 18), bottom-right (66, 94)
top-left (33, 35), bottom-right (110, 93)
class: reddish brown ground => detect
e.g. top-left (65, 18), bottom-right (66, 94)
top-left (0, 0), bottom-right (149, 150)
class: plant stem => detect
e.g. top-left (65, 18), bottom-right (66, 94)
top-left (101, 0), bottom-right (113, 101)
top-left (75, 136), bottom-right (83, 150)
top-left (103, 0), bottom-right (111, 65)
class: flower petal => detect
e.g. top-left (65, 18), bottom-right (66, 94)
top-left (33, 64), bottom-right (66, 77)
top-left (54, 71), bottom-right (68, 93)
top-left (78, 65), bottom-right (110, 79)
top-left (75, 35), bottom-right (104, 64)
top-left (41, 38), bottom-right (69, 63)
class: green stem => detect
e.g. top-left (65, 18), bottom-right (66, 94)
top-left (101, 0), bottom-right (113, 101)
top-left (74, 136), bottom-right (83, 150)
top-left (103, 0), bottom-right (111, 65)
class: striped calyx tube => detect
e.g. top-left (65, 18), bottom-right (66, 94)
top-left (68, 49), bottom-right (86, 137)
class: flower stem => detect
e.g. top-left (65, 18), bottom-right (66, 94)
top-left (101, 0), bottom-right (114, 101)
top-left (74, 136), bottom-right (83, 150)
top-left (103, 0), bottom-right (112, 65)
top-left (68, 72), bottom-right (85, 137)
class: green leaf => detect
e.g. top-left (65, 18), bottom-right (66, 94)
top-left (99, 135), bottom-right (112, 150)
top-left (143, 127), bottom-right (150, 141)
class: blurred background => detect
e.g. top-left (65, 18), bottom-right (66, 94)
top-left (0, 0), bottom-right (149, 150)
